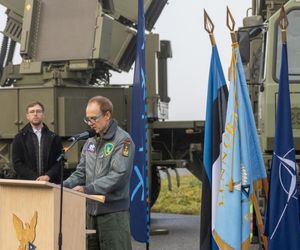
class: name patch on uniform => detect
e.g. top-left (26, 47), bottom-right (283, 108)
top-left (122, 139), bottom-right (131, 157)
top-left (87, 142), bottom-right (96, 153)
top-left (103, 143), bottom-right (114, 157)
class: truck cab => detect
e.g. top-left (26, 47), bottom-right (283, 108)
top-left (239, 0), bottom-right (300, 166)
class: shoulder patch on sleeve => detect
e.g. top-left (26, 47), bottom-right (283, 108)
top-left (122, 139), bottom-right (131, 157)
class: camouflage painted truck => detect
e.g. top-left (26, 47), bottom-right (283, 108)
top-left (0, 0), bottom-right (204, 206)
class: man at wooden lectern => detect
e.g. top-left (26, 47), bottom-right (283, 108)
top-left (12, 101), bottom-right (62, 183)
top-left (63, 96), bottom-right (135, 250)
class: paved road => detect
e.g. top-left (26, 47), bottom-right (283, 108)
top-left (132, 171), bottom-right (261, 250)
top-left (131, 213), bottom-right (261, 250)
top-left (132, 213), bottom-right (200, 250)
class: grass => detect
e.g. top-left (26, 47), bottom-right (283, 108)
top-left (151, 174), bottom-right (202, 215)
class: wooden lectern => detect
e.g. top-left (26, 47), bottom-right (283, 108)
top-left (0, 179), bottom-right (105, 250)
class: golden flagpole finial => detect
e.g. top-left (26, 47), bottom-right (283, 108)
top-left (279, 5), bottom-right (288, 44)
top-left (226, 7), bottom-right (237, 44)
top-left (204, 9), bottom-right (216, 46)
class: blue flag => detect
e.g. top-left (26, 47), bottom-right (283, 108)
top-left (264, 43), bottom-right (300, 249)
top-left (129, 0), bottom-right (149, 243)
top-left (213, 45), bottom-right (267, 249)
top-left (201, 45), bottom-right (228, 250)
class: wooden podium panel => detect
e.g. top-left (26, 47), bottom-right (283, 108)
top-left (0, 179), bottom-right (104, 250)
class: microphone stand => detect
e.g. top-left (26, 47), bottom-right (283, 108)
top-left (56, 138), bottom-right (79, 250)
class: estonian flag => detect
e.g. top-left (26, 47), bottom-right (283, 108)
top-left (201, 45), bottom-right (228, 250)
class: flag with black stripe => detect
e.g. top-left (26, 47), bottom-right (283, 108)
top-left (200, 45), bottom-right (228, 250)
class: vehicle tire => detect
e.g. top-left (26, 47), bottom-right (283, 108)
top-left (150, 166), bottom-right (161, 207)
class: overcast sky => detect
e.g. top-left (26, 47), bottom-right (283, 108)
top-left (0, 0), bottom-right (251, 121)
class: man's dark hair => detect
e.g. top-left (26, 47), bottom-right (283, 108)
top-left (26, 101), bottom-right (45, 113)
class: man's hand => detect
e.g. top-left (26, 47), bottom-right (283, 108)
top-left (36, 175), bottom-right (50, 181)
top-left (73, 186), bottom-right (85, 193)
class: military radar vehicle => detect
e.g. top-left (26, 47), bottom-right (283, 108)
top-left (238, 0), bottom-right (300, 169)
top-left (0, 0), bottom-right (203, 206)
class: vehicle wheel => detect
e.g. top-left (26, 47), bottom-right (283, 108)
top-left (150, 166), bottom-right (161, 207)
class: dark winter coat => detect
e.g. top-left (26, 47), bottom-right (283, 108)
top-left (12, 123), bottom-right (62, 183)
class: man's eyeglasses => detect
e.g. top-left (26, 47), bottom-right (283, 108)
top-left (83, 113), bottom-right (104, 124)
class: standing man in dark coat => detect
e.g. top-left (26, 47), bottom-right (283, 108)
top-left (12, 101), bottom-right (62, 183)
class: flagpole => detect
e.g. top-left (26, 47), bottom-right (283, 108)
top-left (226, 7), bottom-right (268, 250)
top-left (279, 5), bottom-right (288, 44)
top-left (204, 9), bottom-right (216, 47)
top-left (226, 6), bottom-right (237, 193)
top-left (252, 191), bottom-right (268, 248)
top-left (226, 7), bottom-right (237, 45)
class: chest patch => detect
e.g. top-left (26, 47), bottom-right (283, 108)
top-left (87, 142), bottom-right (96, 153)
top-left (103, 143), bottom-right (114, 157)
